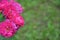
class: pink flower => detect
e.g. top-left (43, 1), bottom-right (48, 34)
top-left (11, 2), bottom-right (24, 13)
top-left (5, 10), bottom-right (24, 26)
top-left (0, 0), bottom-right (24, 38)
top-left (4, 10), bottom-right (24, 26)
top-left (0, 0), bottom-right (23, 14)
top-left (10, 15), bottom-right (24, 27)
top-left (0, 19), bottom-right (17, 38)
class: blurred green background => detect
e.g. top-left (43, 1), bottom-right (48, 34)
top-left (0, 0), bottom-right (60, 40)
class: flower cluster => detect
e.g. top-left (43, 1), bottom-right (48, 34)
top-left (0, 0), bottom-right (24, 38)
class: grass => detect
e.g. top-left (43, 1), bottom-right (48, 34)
top-left (0, 0), bottom-right (60, 40)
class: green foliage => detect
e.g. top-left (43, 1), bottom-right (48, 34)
top-left (0, 13), bottom-right (5, 22)
top-left (0, 0), bottom-right (60, 40)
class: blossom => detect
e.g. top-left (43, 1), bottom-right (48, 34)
top-left (0, 19), bottom-right (17, 38)
top-left (11, 2), bottom-right (24, 13)
top-left (0, 0), bottom-right (24, 38)
top-left (9, 15), bottom-right (24, 27)
top-left (0, 0), bottom-right (23, 14)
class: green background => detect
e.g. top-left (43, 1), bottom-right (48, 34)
top-left (0, 0), bottom-right (60, 40)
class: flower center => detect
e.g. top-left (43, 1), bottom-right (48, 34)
top-left (6, 26), bottom-right (11, 32)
